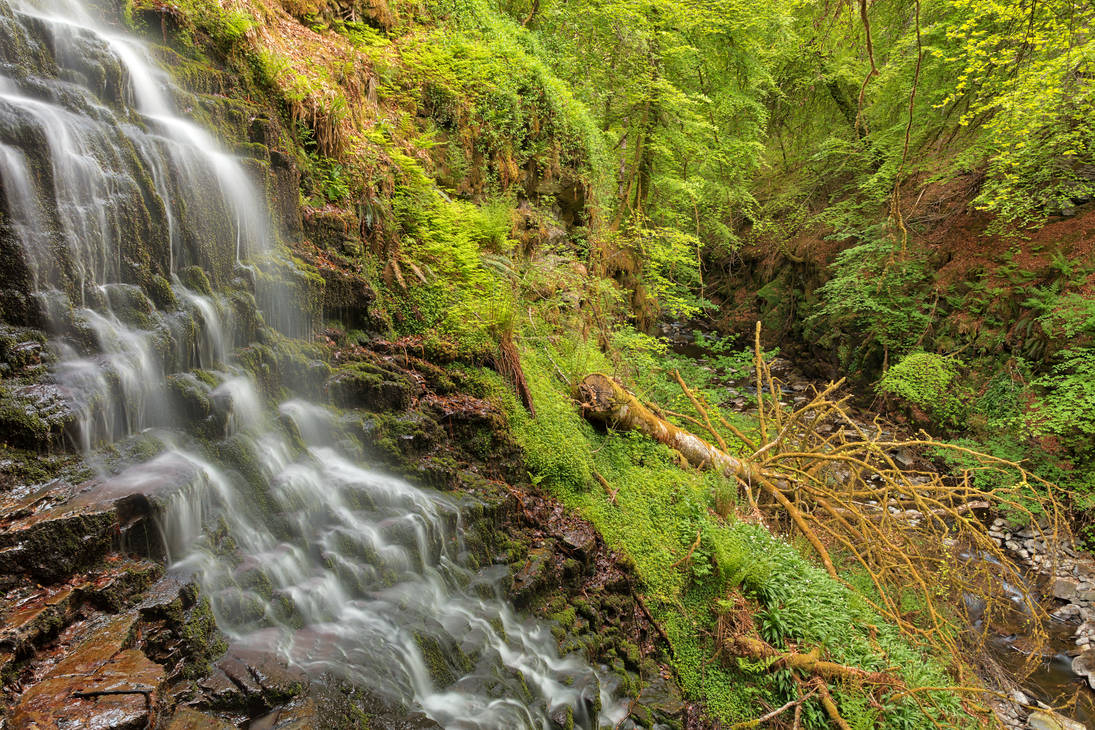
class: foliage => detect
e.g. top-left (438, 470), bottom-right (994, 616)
top-left (807, 236), bottom-right (933, 370)
top-left (751, 0), bottom-right (1095, 234)
top-left (400, 0), bottom-right (609, 195)
top-left (691, 330), bottom-right (771, 381)
top-left (878, 351), bottom-right (967, 427)
top-left (613, 224), bottom-right (711, 320)
top-left (380, 189), bottom-right (516, 355)
top-left (502, 0), bottom-right (790, 266)
top-left (1030, 348), bottom-right (1095, 454)
top-left (1028, 289), bottom-right (1095, 341)
top-left (940, 0), bottom-right (1095, 228)
top-left (128, 0), bottom-right (255, 51)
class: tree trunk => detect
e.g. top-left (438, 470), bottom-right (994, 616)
top-left (577, 373), bottom-right (764, 482)
top-left (575, 373), bottom-right (839, 578)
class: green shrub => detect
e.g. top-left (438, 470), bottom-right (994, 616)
top-left (878, 352), bottom-right (968, 427)
top-left (1030, 347), bottom-right (1095, 455)
top-left (807, 237), bottom-right (933, 371)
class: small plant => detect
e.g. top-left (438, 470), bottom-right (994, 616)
top-left (878, 351), bottom-right (968, 428)
top-left (319, 160), bottom-right (351, 203)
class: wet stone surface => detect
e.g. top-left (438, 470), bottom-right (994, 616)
top-left (11, 612), bottom-right (165, 729)
top-left (988, 515), bottom-right (1095, 701)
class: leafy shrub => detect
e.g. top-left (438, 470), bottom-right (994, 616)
top-left (807, 236), bottom-right (932, 371)
top-left (878, 352), bottom-right (968, 427)
top-left (626, 225), bottom-right (711, 319)
top-left (1030, 347), bottom-right (1095, 455)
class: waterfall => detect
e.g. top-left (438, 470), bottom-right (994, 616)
top-left (0, 0), bottom-right (624, 726)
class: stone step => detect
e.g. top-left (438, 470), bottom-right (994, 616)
top-left (198, 644), bottom-right (308, 713)
top-left (11, 610), bottom-right (166, 728)
top-left (0, 583), bottom-right (80, 655)
top-left (0, 557), bottom-right (161, 656)
top-left (165, 708), bottom-right (236, 729)
top-left (0, 451), bottom-right (217, 584)
top-left (0, 502), bottom-right (118, 582)
top-left (250, 698), bottom-right (319, 729)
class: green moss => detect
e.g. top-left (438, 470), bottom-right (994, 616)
top-left (165, 373), bottom-right (213, 424)
top-left (178, 265), bottom-right (214, 296)
top-left (144, 274), bottom-right (178, 310)
top-left (178, 597), bottom-right (228, 678)
top-left (0, 444), bottom-right (81, 487)
top-left (129, 0), bottom-right (255, 53)
top-left (548, 604), bottom-right (577, 630)
top-left (0, 382), bottom-right (75, 450)
top-left (413, 633), bottom-right (474, 687)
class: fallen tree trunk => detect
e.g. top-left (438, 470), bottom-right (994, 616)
top-left (577, 373), bottom-right (765, 483)
top-left (576, 373), bottom-right (838, 576)
top-left (575, 367), bottom-right (1067, 681)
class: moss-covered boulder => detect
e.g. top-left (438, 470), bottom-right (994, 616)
top-left (138, 579), bottom-right (227, 680)
top-left (327, 360), bottom-right (415, 412)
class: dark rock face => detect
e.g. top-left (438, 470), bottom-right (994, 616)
top-left (0, 504), bottom-right (117, 582)
top-left (326, 360), bottom-right (415, 412)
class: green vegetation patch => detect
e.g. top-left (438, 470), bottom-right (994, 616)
top-left (878, 351), bottom-right (968, 427)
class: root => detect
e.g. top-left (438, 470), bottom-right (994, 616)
top-left (493, 330), bottom-right (536, 417)
top-left (593, 470), bottom-right (618, 504)
top-left (728, 686), bottom-right (818, 729)
top-left (725, 635), bottom-right (900, 687)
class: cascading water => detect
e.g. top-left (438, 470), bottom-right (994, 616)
top-left (0, 0), bottom-right (624, 725)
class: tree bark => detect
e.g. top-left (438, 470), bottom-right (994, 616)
top-left (726, 636), bottom-right (898, 686)
top-left (576, 373), bottom-right (764, 483)
top-left (575, 373), bottom-right (839, 578)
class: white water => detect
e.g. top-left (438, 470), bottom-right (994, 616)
top-left (0, 0), bottom-right (625, 726)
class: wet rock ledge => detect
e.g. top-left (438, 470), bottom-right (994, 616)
top-left (0, 477), bottom-right (327, 728)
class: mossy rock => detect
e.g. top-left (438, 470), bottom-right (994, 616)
top-left (143, 274), bottom-right (178, 310)
top-left (0, 325), bottom-right (49, 373)
top-left (0, 445), bottom-right (82, 490)
top-left (0, 383), bottom-right (78, 450)
top-left (0, 508), bottom-right (117, 582)
top-left (178, 266), bottom-right (214, 296)
top-left (165, 372), bottom-right (213, 425)
top-left (326, 361), bottom-right (415, 412)
top-left (413, 631), bottom-right (476, 688)
top-left (878, 351), bottom-right (969, 428)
